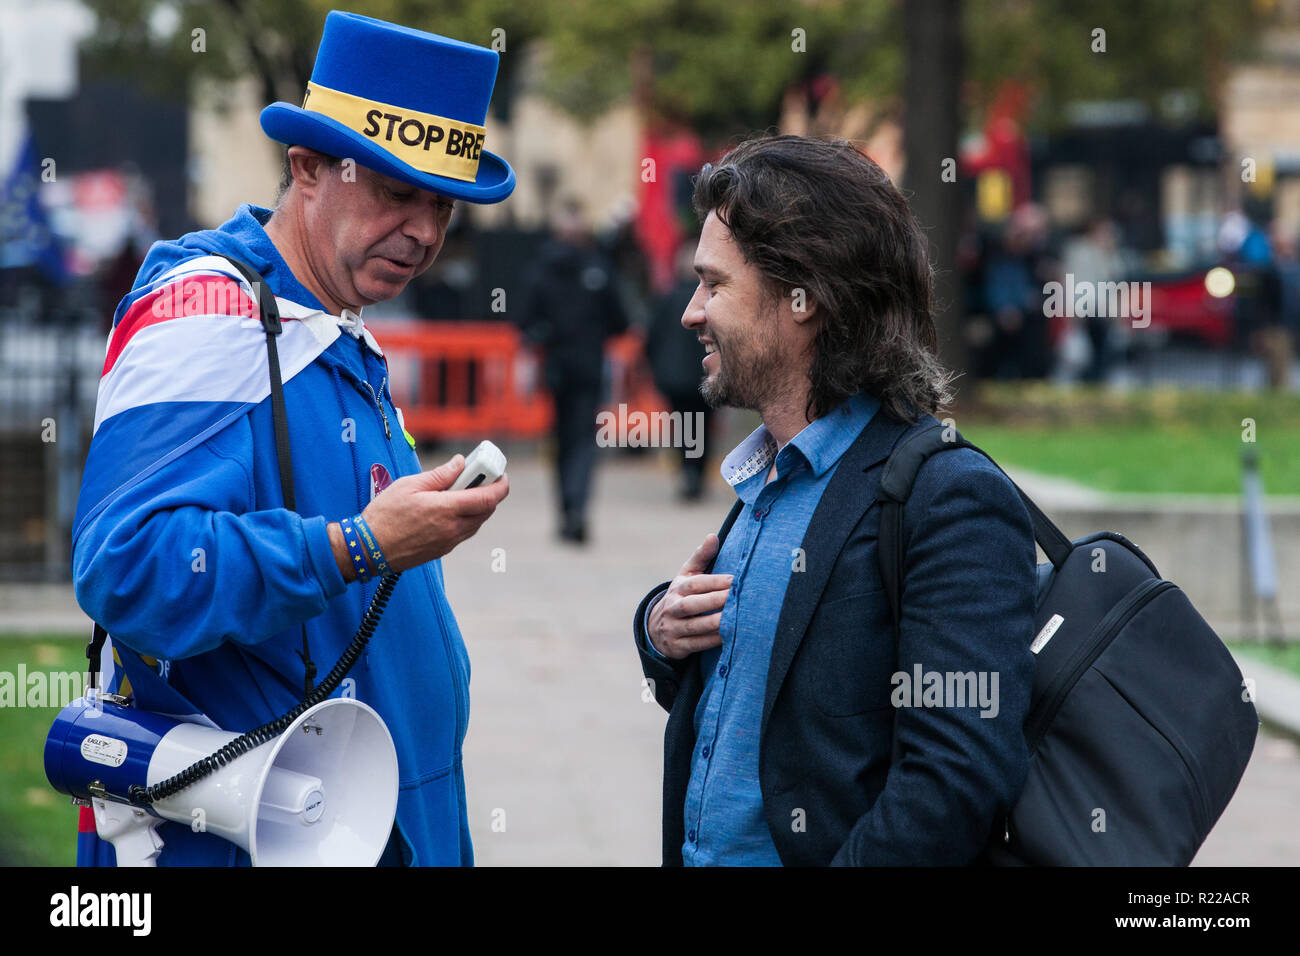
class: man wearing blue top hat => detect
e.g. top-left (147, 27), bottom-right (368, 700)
top-left (71, 11), bottom-right (514, 866)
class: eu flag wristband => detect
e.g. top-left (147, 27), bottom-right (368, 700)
top-left (351, 512), bottom-right (391, 577)
top-left (339, 515), bottom-right (373, 582)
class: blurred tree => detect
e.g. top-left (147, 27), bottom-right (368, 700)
top-left (80, 0), bottom-right (544, 121)
top-left (80, 0), bottom-right (1270, 145)
top-left (964, 0), bottom-right (1265, 131)
top-left (79, 1), bottom-right (903, 140)
top-left (80, 0), bottom-right (1267, 146)
top-left (79, 0), bottom-right (1269, 385)
top-left (534, 0), bottom-right (900, 139)
top-left (904, 0), bottom-right (966, 379)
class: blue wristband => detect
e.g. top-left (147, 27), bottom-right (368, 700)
top-left (339, 515), bottom-right (372, 582)
top-left (351, 512), bottom-right (391, 577)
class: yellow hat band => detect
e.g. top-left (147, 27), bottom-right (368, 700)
top-left (301, 81), bottom-right (486, 183)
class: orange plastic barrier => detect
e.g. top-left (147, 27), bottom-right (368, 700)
top-left (365, 320), bottom-right (668, 442)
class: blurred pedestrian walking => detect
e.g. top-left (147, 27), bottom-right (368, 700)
top-left (516, 200), bottom-right (629, 542)
top-left (648, 243), bottom-right (715, 500)
top-left (1061, 217), bottom-right (1131, 383)
top-left (983, 204), bottom-right (1057, 380)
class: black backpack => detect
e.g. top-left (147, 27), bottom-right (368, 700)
top-left (876, 423), bottom-right (1260, 866)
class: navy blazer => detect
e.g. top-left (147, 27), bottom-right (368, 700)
top-left (633, 410), bottom-right (1038, 866)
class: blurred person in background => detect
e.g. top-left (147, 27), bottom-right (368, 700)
top-left (410, 214), bottom-right (476, 320)
top-left (648, 240), bottom-right (715, 500)
top-left (1265, 222), bottom-right (1298, 390)
top-left (1268, 222), bottom-right (1300, 390)
top-left (97, 237), bottom-right (145, 335)
top-left (1061, 216), bottom-right (1131, 384)
top-left (516, 199), bottom-right (628, 543)
top-left (955, 210), bottom-right (998, 381)
top-left (1228, 208), bottom-right (1287, 387)
top-left (983, 203), bottom-right (1058, 380)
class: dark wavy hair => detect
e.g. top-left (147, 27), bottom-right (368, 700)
top-left (692, 134), bottom-right (954, 423)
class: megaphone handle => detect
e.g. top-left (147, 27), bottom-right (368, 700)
top-left (92, 797), bottom-right (163, 867)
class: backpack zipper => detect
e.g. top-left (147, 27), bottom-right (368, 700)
top-left (1024, 578), bottom-right (1175, 753)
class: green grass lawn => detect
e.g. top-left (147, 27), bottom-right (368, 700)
top-left (1228, 640), bottom-right (1300, 679)
top-left (958, 424), bottom-right (1300, 495)
top-left (955, 385), bottom-right (1300, 495)
top-left (0, 634), bottom-right (85, 866)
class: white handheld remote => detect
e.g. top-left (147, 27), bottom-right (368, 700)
top-left (450, 440), bottom-right (507, 491)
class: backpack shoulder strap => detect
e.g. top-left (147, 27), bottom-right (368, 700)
top-left (877, 423), bottom-right (1073, 645)
top-left (876, 424), bottom-right (1075, 773)
top-left (875, 424), bottom-right (958, 639)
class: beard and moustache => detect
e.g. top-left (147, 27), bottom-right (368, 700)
top-left (698, 316), bottom-right (789, 412)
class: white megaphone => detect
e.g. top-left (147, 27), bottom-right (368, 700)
top-left (46, 695), bottom-right (399, 867)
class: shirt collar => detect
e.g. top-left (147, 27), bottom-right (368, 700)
top-left (720, 428), bottom-right (778, 487)
top-left (719, 391), bottom-right (881, 488)
top-left (791, 391), bottom-right (881, 477)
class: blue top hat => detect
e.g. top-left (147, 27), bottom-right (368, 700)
top-left (261, 11), bottom-right (515, 204)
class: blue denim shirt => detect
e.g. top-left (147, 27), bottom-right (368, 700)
top-left (645, 392), bottom-right (880, 865)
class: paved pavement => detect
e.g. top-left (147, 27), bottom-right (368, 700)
top-left (1193, 732), bottom-right (1300, 866)
top-left (446, 451), bottom-right (707, 866)
top-left (3, 450), bottom-right (1297, 865)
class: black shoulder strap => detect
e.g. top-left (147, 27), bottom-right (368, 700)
top-left (716, 499), bottom-right (744, 545)
top-left (877, 423), bottom-right (1072, 636)
top-left (86, 256), bottom-right (317, 697)
top-left (86, 621), bottom-right (108, 696)
top-left (877, 422), bottom-right (1072, 763)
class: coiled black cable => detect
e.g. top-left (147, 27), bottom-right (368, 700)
top-left (127, 571), bottom-right (401, 806)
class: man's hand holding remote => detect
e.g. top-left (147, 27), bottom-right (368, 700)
top-left (328, 454), bottom-right (509, 581)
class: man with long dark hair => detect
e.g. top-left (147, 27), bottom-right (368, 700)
top-left (632, 135), bottom-right (1038, 865)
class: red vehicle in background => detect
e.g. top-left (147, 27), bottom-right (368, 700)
top-left (1138, 267), bottom-right (1237, 348)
